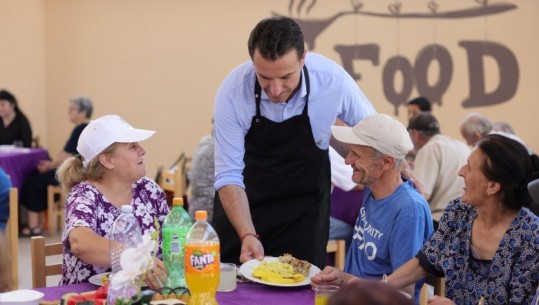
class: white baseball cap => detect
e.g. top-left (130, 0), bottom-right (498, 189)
top-left (331, 114), bottom-right (413, 160)
top-left (77, 115), bottom-right (155, 167)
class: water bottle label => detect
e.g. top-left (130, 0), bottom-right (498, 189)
top-left (171, 241), bottom-right (181, 254)
top-left (185, 245), bottom-right (220, 274)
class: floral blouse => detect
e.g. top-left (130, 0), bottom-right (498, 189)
top-left (60, 177), bottom-right (169, 285)
top-left (417, 198), bottom-right (539, 305)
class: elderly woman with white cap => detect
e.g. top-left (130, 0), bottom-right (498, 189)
top-left (57, 115), bottom-right (169, 289)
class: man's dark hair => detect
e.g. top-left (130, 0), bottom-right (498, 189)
top-left (407, 96), bottom-right (432, 112)
top-left (248, 16), bottom-right (305, 61)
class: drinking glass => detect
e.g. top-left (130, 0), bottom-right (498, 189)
top-left (13, 140), bottom-right (23, 148)
top-left (217, 263), bottom-right (237, 292)
top-left (313, 285), bottom-right (339, 305)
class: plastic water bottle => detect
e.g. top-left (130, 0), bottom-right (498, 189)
top-left (185, 210), bottom-right (220, 305)
top-left (108, 205), bottom-right (143, 305)
top-left (162, 197), bottom-right (193, 291)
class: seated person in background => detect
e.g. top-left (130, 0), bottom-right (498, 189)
top-left (329, 145), bottom-right (363, 249)
top-left (0, 167), bottom-right (11, 232)
top-left (405, 96), bottom-right (431, 121)
top-left (460, 112), bottom-right (532, 154)
top-left (187, 131), bottom-right (215, 222)
top-left (381, 134), bottom-right (539, 304)
top-left (404, 96), bottom-right (432, 167)
top-left (312, 114), bottom-right (434, 303)
top-left (56, 115), bottom-right (169, 290)
top-left (328, 280), bottom-right (415, 305)
top-left (408, 112), bottom-right (470, 226)
top-left (20, 96), bottom-right (93, 237)
top-left (492, 121), bottom-right (515, 134)
top-left (0, 89), bottom-right (32, 147)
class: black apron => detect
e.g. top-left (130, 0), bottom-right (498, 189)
top-left (213, 66), bottom-right (331, 268)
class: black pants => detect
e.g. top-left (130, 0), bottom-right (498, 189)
top-left (21, 169), bottom-right (59, 212)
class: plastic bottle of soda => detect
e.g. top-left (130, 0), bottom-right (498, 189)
top-left (162, 197), bottom-right (193, 291)
top-left (185, 210), bottom-right (220, 305)
top-left (108, 205), bottom-right (143, 305)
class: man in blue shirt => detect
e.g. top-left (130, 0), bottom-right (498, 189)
top-left (311, 114), bottom-right (433, 302)
top-left (212, 16), bottom-right (375, 268)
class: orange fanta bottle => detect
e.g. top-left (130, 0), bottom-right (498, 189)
top-left (185, 210), bottom-right (220, 305)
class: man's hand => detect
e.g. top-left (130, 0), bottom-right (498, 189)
top-left (239, 235), bottom-right (264, 263)
top-left (310, 266), bottom-right (355, 287)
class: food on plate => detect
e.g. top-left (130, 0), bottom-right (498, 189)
top-left (251, 254), bottom-right (311, 284)
top-left (278, 253), bottom-right (311, 276)
top-left (100, 273), bottom-right (109, 285)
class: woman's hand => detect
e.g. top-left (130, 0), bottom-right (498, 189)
top-left (144, 257), bottom-right (168, 291)
top-left (427, 295), bottom-right (456, 305)
top-left (310, 266), bottom-right (354, 287)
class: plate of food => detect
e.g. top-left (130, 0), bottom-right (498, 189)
top-left (88, 272), bottom-right (110, 286)
top-left (239, 254), bottom-right (320, 287)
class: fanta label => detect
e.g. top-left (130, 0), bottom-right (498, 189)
top-left (185, 244), bottom-right (220, 273)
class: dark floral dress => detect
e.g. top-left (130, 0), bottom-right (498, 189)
top-left (417, 198), bottom-right (539, 305)
top-left (60, 177), bottom-right (169, 285)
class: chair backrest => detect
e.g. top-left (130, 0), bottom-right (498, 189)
top-left (326, 239), bottom-right (346, 270)
top-left (46, 185), bottom-right (66, 233)
top-left (31, 236), bottom-right (63, 288)
top-left (158, 155), bottom-right (191, 199)
top-left (7, 188), bottom-right (18, 290)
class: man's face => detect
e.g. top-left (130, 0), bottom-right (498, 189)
top-left (344, 144), bottom-right (385, 185)
top-left (406, 104), bottom-right (421, 120)
top-left (252, 49), bottom-right (305, 103)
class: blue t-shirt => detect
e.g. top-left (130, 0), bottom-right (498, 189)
top-left (344, 180), bottom-right (433, 302)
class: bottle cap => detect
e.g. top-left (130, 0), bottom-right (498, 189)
top-left (121, 205), bottom-right (133, 214)
top-left (172, 197), bottom-right (184, 206)
top-left (195, 210), bottom-right (208, 221)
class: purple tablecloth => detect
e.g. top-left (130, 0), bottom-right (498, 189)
top-left (0, 148), bottom-right (49, 190)
top-left (35, 282), bottom-right (314, 305)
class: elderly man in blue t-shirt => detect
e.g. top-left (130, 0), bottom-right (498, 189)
top-left (311, 114), bottom-right (433, 302)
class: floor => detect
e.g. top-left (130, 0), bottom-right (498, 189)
top-left (17, 229), bottom-right (63, 289)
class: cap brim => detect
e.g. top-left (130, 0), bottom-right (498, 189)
top-left (331, 125), bottom-right (369, 146)
top-left (117, 128), bottom-right (156, 143)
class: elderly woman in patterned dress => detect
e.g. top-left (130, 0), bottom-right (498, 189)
top-left (371, 134), bottom-right (539, 305)
top-left (56, 115), bottom-right (169, 290)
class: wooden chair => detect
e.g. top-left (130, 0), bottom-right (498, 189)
top-left (419, 275), bottom-right (446, 305)
top-left (158, 154), bottom-right (191, 200)
top-left (47, 185), bottom-right (66, 234)
top-left (326, 239), bottom-right (346, 270)
top-left (31, 235), bottom-right (63, 288)
top-left (6, 188), bottom-right (19, 290)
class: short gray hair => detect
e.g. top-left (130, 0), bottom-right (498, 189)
top-left (69, 96), bottom-right (93, 118)
top-left (461, 113), bottom-right (492, 137)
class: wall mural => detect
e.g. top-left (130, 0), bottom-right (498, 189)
top-left (273, 0), bottom-right (519, 115)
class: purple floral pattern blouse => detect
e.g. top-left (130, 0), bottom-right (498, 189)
top-left (60, 177), bottom-right (169, 285)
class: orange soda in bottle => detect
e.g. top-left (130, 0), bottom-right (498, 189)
top-left (185, 210), bottom-right (220, 305)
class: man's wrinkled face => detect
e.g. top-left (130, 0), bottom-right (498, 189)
top-left (344, 144), bottom-right (385, 186)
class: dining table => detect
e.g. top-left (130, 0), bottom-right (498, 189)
top-left (0, 147), bottom-right (49, 190)
top-left (35, 281), bottom-right (315, 305)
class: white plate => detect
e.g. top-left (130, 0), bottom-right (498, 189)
top-left (88, 272), bottom-right (110, 286)
top-left (239, 256), bottom-right (320, 287)
top-left (0, 289), bottom-right (44, 305)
